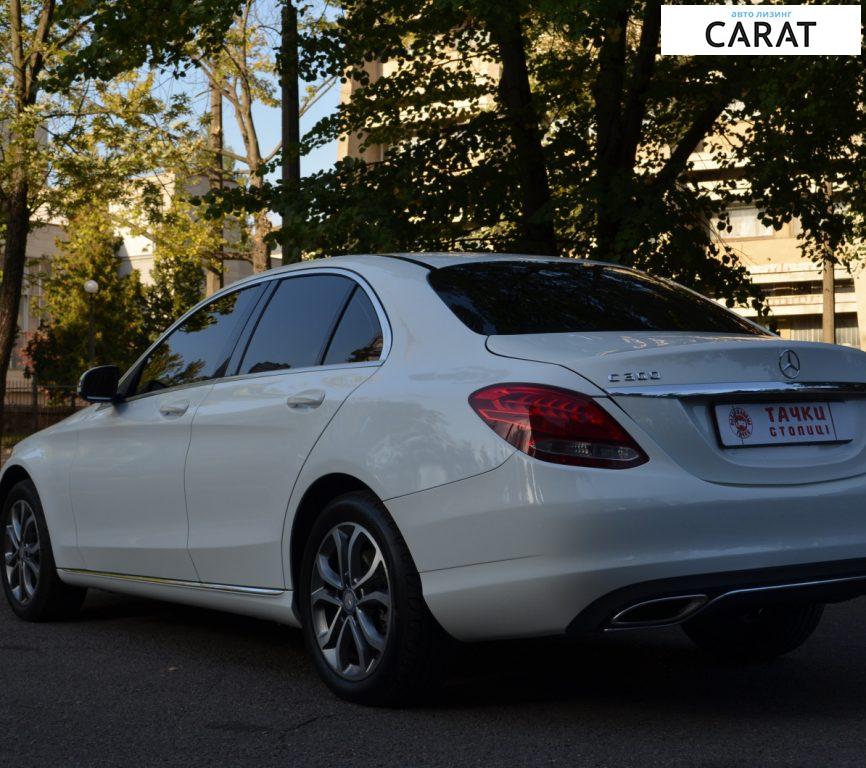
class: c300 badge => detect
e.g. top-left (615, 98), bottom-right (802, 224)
top-left (608, 371), bottom-right (661, 383)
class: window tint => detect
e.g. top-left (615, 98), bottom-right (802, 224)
top-left (428, 261), bottom-right (768, 336)
top-left (323, 288), bottom-right (384, 365)
top-left (239, 275), bottom-right (354, 374)
top-left (136, 286), bottom-right (261, 394)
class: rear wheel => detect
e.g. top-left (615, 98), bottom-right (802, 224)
top-left (1, 479), bottom-right (86, 621)
top-left (299, 491), bottom-right (450, 705)
top-left (682, 603), bottom-right (824, 661)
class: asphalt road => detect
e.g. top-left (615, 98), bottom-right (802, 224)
top-left (1, 589), bottom-right (865, 768)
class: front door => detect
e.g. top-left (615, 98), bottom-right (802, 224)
top-left (69, 285), bottom-right (264, 580)
top-left (185, 273), bottom-right (386, 588)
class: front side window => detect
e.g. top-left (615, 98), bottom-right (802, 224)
top-left (428, 260), bottom-right (769, 336)
top-left (239, 275), bottom-right (355, 375)
top-left (134, 286), bottom-right (261, 395)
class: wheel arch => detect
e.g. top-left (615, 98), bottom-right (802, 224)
top-left (288, 473), bottom-right (379, 592)
top-left (0, 464), bottom-right (32, 510)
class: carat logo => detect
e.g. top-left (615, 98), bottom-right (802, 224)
top-left (661, 5), bottom-right (862, 56)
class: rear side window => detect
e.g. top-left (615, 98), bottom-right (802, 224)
top-left (428, 261), bottom-right (768, 336)
top-left (135, 286), bottom-right (262, 395)
top-left (239, 275), bottom-right (354, 374)
top-left (323, 288), bottom-right (384, 365)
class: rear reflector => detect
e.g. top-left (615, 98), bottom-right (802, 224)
top-left (469, 384), bottom-right (648, 469)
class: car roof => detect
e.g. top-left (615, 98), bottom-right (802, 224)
top-left (256, 252), bottom-right (607, 275)
top-left (370, 252), bottom-right (574, 269)
top-left (220, 252), bottom-right (618, 297)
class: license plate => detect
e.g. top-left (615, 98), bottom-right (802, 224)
top-left (714, 401), bottom-right (853, 447)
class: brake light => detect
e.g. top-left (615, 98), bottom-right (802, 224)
top-left (469, 384), bottom-right (648, 469)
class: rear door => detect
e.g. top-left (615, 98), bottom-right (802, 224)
top-left (184, 271), bottom-right (387, 588)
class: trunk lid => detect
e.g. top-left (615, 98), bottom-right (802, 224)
top-left (486, 332), bottom-right (866, 485)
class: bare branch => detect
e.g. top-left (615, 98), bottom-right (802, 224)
top-left (10, 0), bottom-right (26, 103)
top-left (26, 0), bottom-right (56, 100)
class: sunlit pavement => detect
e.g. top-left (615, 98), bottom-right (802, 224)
top-left (1, 589), bottom-right (864, 767)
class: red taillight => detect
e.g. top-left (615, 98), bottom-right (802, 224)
top-left (469, 384), bottom-right (648, 469)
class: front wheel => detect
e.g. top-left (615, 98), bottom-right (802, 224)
top-left (682, 603), bottom-right (824, 661)
top-left (299, 491), bottom-right (450, 705)
top-left (1, 479), bottom-right (86, 621)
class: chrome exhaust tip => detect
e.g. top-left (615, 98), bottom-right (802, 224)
top-left (608, 594), bottom-right (708, 629)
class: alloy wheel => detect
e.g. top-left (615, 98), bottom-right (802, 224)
top-left (3, 500), bottom-right (41, 606)
top-left (310, 522), bottom-right (392, 680)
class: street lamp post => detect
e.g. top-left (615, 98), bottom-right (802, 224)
top-left (83, 279), bottom-right (99, 368)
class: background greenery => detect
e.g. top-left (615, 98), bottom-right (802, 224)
top-left (1, 1), bottom-right (864, 394)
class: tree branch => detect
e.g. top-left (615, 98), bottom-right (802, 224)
top-left (26, 0), bottom-right (56, 102)
top-left (652, 74), bottom-right (744, 193)
top-left (10, 0), bottom-right (26, 105)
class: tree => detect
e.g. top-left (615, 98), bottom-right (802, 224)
top-left (1, 0), bottom-right (66, 420)
top-left (251, 0), bottom-right (865, 311)
top-left (0, 1), bottom-right (213, 430)
top-left (55, 0), bottom-right (338, 273)
top-left (25, 205), bottom-right (147, 387)
top-left (136, 197), bottom-right (218, 339)
top-left (197, 2), bottom-right (282, 272)
top-left (279, 0), bottom-right (301, 264)
top-left (196, 0), bottom-right (337, 272)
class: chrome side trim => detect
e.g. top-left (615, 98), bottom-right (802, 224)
top-left (605, 381), bottom-right (866, 399)
top-left (57, 568), bottom-right (283, 596)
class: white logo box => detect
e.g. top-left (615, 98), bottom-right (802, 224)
top-left (661, 5), bottom-right (862, 56)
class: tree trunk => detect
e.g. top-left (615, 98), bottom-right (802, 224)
top-left (592, 5), bottom-right (629, 262)
top-left (280, 0), bottom-right (301, 265)
top-left (250, 207), bottom-right (273, 273)
top-left (206, 77), bottom-right (225, 294)
top-left (0, 179), bottom-right (30, 444)
top-left (486, 9), bottom-right (557, 256)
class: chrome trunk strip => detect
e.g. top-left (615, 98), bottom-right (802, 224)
top-left (57, 568), bottom-right (283, 596)
top-left (605, 381), bottom-right (866, 399)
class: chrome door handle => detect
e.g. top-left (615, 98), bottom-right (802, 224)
top-left (286, 390), bottom-right (326, 410)
top-left (159, 400), bottom-right (190, 418)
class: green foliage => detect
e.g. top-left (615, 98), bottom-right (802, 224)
top-left (139, 198), bottom-right (213, 338)
top-left (53, 0), bottom-right (244, 85)
top-left (25, 206), bottom-right (148, 386)
top-left (216, 0), bottom-right (865, 312)
top-left (25, 194), bottom-right (217, 387)
top-left (0, 0), bottom-right (247, 399)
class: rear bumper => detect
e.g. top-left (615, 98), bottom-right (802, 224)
top-left (385, 452), bottom-right (866, 641)
top-left (568, 558), bottom-right (866, 633)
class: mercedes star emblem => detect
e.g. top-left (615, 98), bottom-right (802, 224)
top-left (779, 349), bottom-right (801, 379)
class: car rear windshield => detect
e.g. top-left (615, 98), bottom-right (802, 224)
top-left (427, 260), bottom-right (768, 336)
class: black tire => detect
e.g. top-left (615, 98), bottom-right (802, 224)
top-left (682, 603), bottom-right (824, 661)
top-left (1, 479), bottom-right (87, 621)
top-left (299, 491), bottom-right (451, 706)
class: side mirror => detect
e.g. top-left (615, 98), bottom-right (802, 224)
top-left (77, 365), bottom-right (121, 403)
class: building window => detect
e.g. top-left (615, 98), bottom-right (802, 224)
top-left (759, 278), bottom-right (855, 299)
top-left (774, 313), bottom-right (860, 348)
top-left (717, 207), bottom-right (775, 239)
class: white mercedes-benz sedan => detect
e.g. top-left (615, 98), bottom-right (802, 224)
top-left (4, 253), bottom-right (866, 704)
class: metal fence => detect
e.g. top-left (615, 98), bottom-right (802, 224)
top-left (1, 382), bottom-right (88, 461)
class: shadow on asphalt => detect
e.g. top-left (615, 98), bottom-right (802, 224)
top-left (73, 588), bottom-right (866, 717)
